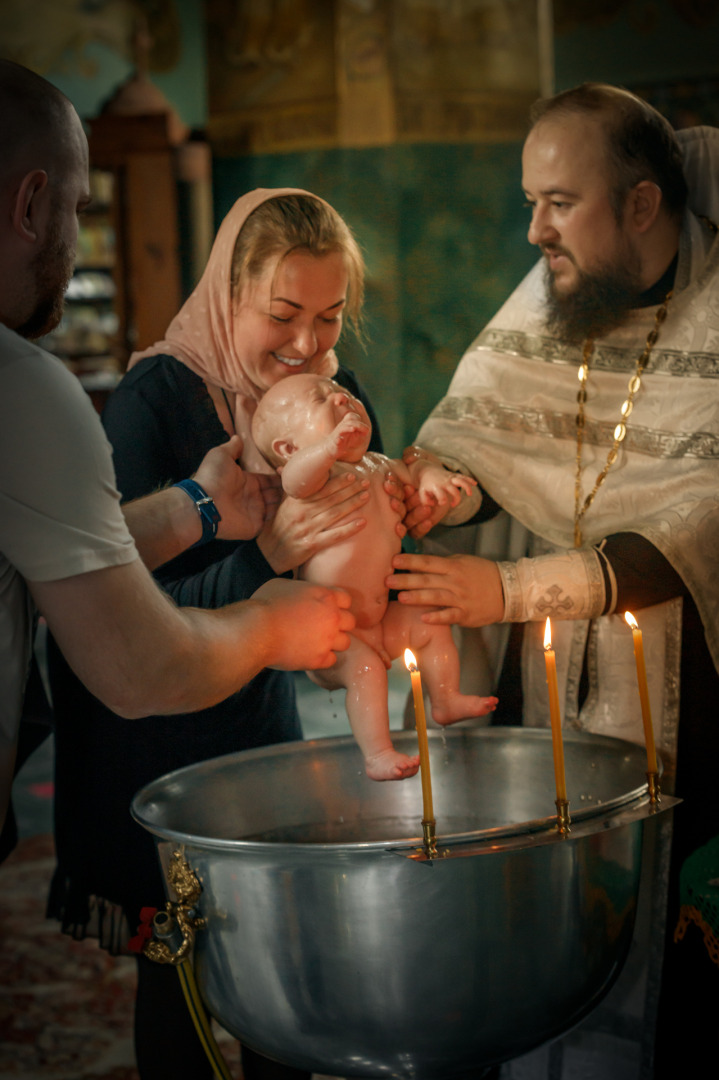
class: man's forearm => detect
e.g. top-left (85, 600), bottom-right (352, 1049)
top-left (29, 562), bottom-right (353, 721)
top-left (123, 486), bottom-right (203, 570)
top-left (108, 597), bottom-right (279, 718)
top-left (30, 560), bottom-right (255, 719)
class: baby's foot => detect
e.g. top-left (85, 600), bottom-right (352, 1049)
top-left (365, 748), bottom-right (420, 781)
top-left (431, 694), bottom-right (499, 726)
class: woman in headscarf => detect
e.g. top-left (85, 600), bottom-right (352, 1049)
top-left (47, 189), bottom-right (388, 1080)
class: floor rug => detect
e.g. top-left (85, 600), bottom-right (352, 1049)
top-left (0, 834), bottom-right (242, 1079)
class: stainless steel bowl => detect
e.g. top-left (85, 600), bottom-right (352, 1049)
top-left (132, 728), bottom-right (673, 1078)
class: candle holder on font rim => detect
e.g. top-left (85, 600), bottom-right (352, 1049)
top-left (555, 798), bottom-right (571, 836)
top-left (646, 771), bottom-right (661, 804)
top-left (421, 818), bottom-right (439, 859)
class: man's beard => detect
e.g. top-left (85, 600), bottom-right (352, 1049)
top-left (17, 217), bottom-right (75, 340)
top-left (543, 248), bottom-right (643, 345)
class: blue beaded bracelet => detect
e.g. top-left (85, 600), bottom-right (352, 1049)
top-left (173, 478), bottom-right (222, 547)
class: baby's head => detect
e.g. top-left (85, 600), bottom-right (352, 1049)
top-left (252, 372), bottom-right (371, 467)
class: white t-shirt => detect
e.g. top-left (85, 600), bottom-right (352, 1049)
top-left (0, 324), bottom-right (137, 750)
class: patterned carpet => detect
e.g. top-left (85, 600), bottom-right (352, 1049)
top-left (0, 833), bottom-right (242, 1080)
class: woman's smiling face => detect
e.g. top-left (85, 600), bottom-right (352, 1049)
top-left (232, 249), bottom-right (349, 392)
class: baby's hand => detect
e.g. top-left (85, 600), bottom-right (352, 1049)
top-left (418, 466), bottom-right (477, 508)
top-left (333, 412), bottom-right (371, 457)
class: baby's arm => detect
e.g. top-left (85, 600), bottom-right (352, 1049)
top-left (281, 414), bottom-right (371, 498)
top-left (402, 450), bottom-right (477, 509)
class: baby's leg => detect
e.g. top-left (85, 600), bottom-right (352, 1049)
top-left (324, 633), bottom-right (420, 781)
top-left (382, 604), bottom-right (498, 726)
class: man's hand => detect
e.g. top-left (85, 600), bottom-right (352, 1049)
top-left (194, 435), bottom-right (281, 540)
top-left (386, 552), bottom-right (505, 626)
top-left (251, 579), bottom-right (355, 669)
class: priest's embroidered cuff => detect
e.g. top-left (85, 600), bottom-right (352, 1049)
top-left (497, 548), bottom-right (607, 623)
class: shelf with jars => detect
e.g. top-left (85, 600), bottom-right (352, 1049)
top-left (40, 169), bottom-right (123, 410)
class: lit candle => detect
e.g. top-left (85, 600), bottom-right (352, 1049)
top-left (404, 648), bottom-right (434, 822)
top-left (624, 612), bottom-right (659, 776)
top-left (543, 618), bottom-right (567, 804)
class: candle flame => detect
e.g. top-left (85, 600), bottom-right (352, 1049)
top-left (543, 617), bottom-right (552, 651)
top-left (404, 648), bottom-right (418, 673)
top-left (625, 611), bottom-right (638, 630)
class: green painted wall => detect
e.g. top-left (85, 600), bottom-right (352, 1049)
top-left (553, 1), bottom-right (719, 90)
top-left (213, 143), bottom-right (536, 456)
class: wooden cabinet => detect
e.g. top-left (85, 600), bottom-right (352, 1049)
top-left (87, 111), bottom-right (184, 367)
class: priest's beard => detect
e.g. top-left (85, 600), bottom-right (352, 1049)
top-left (17, 215), bottom-right (75, 340)
top-left (543, 248), bottom-right (643, 345)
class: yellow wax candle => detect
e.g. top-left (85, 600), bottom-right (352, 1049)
top-left (543, 618), bottom-right (568, 804)
top-left (404, 648), bottom-right (434, 822)
top-left (624, 612), bottom-right (659, 775)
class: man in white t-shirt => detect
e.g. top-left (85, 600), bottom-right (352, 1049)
top-left (0, 59), bottom-right (356, 836)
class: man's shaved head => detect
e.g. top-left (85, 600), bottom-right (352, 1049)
top-left (0, 60), bottom-right (89, 337)
top-left (0, 59), bottom-right (80, 194)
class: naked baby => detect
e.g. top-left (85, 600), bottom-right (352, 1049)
top-left (252, 373), bottom-right (497, 781)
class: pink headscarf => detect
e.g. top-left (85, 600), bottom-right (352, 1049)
top-left (128, 187), bottom-right (340, 470)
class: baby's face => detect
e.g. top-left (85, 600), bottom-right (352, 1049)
top-left (289, 375), bottom-right (371, 454)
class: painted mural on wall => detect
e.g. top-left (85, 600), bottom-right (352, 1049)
top-left (0, 0), bottom-right (179, 77)
top-left (204, 0), bottom-right (337, 151)
top-left (205, 0), bottom-right (542, 155)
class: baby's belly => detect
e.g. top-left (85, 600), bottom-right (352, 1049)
top-left (301, 489), bottom-right (400, 629)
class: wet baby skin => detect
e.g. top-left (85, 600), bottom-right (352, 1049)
top-left (252, 374), bottom-right (498, 780)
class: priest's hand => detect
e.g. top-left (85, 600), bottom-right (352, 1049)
top-left (401, 492), bottom-right (452, 539)
top-left (386, 552), bottom-right (505, 626)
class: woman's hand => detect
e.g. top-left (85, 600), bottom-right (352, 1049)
top-left (256, 472), bottom-right (371, 574)
top-left (386, 552), bottom-right (505, 626)
top-left (383, 468), bottom-right (409, 540)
